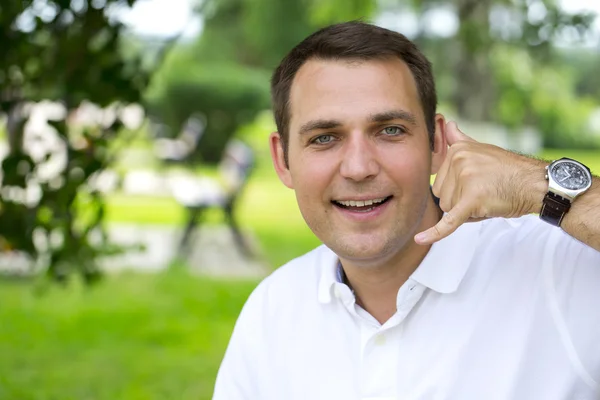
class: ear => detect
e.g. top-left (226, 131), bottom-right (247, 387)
top-left (430, 113), bottom-right (448, 175)
top-left (269, 132), bottom-right (293, 189)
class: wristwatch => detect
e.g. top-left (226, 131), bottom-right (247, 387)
top-left (540, 157), bottom-right (593, 227)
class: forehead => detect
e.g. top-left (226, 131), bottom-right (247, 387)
top-left (288, 58), bottom-right (422, 130)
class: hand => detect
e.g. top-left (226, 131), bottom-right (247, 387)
top-left (414, 121), bottom-right (547, 245)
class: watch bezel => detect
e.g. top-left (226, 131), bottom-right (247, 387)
top-left (546, 158), bottom-right (593, 200)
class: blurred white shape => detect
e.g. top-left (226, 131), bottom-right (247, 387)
top-left (88, 169), bottom-right (120, 193)
top-left (23, 101), bottom-right (68, 182)
top-left (71, 101), bottom-right (118, 128)
top-left (0, 183), bottom-right (41, 207)
top-left (422, 6), bottom-right (459, 38)
top-left (556, 0), bottom-right (600, 47)
top-left (116, 0), bottom-right (202, 38)
top-left (169, 174), bottom-right (226, 207)
top-left (560, 0), bottom-right (600, 14)
top-left (168, 139), bottom-right (254, 207)
top-left (490, 5), bottom-right (523, 41)
top-left (375, 9), bottom-right (419, 38)
top-left (122, 170), bottom-right (170, 196)
top-left (153, 114), bottom-right (205, 162)
top-left (120, 104), bottom-right (145, 130)
top-left (527, 1), bottom-right (548, 25)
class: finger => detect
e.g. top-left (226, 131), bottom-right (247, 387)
top-left (414, 200), bottom-right (472, 245)
top-left (446, 121), bottom-right (476, 146)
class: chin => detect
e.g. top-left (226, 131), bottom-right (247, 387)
top-left (326, 234), bottom-right (409, 264)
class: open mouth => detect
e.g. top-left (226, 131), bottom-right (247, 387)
top-left (331, 196), bottom-right (393, 213)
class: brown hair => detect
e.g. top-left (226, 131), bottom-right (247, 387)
top-left (271, 20), bottom-right (437, 166)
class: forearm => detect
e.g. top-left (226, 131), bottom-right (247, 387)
top-left (415, 124), bottom-right (600, 249)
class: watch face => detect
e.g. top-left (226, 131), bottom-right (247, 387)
top-left (550, 161), bottom-right (591, 190)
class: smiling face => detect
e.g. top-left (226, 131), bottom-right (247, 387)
top-left (270, 57), bottom-right (446, 267)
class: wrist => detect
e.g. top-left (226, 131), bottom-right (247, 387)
top-left (538, 157), bottom-right (594, 227)
top-left (522, 158), bottom-right (548, 215)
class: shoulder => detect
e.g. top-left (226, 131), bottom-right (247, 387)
top-left (478, 214), bottom-right (555, 240)
top-left (469, 215), bottom-right (600, 285)
top-left (242, 244), bottom-right (335, 312)
top-left (461, 215), bottom-right (600, 297)
top-left (473, 214), bottom-right (593, 256)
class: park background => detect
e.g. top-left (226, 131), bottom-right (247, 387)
top-left (1, 0), bottom-right (600, 398)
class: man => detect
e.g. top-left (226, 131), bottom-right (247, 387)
top-left (213, 21), bottom-right (600, 399)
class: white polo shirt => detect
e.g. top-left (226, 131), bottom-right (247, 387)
top-left (213, 215), bottom-right (600, 400)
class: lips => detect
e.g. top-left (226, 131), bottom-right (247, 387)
top-left (332, 196), bottom-right (393, 212)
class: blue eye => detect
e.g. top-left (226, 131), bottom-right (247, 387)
top-left (313, 135), bottom-right (334, 144)
top-left (382, 126), bottom-right (403, 136)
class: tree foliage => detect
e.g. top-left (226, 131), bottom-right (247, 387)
top-left (0, 0), bottom-right (148, 282)
top-left (407, 0), bottom-right (598, 147)
top-left (147, 64), bottom-right (270, 163)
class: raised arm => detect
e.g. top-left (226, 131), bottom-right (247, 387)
top-left (415, 121), bottom-right (600, 252)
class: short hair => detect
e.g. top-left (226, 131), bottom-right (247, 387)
top-left (271, 20), bottom-right (437, 166)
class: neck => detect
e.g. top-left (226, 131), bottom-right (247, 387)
top-left (340, 198), bottom-right (441, 324)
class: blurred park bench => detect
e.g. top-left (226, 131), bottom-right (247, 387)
top-left (169, 138), bottom-right (255, 258)
top-left (136, 114), bottom-right (257, 258)
top-left (151, 114), bottom-right (205, 164)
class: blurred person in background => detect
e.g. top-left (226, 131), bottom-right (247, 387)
top-left (214, 21), bottom-right (600, 400)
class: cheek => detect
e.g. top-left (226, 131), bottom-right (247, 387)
top-left (289, 151), bottom-right (338, 192)
top-left (383, 148), bottom-right (432, 181)
top-left (290, 165), bottom-right (330, 201)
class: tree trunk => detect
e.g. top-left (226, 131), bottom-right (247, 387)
top-left (452, 0), bottom-right (495, 122)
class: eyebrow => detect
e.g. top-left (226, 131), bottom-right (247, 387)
top-left (298, 109), bottom-right (418, 136)
top-left (368, 110), bottom-right (418, 125)
top-left (298, 119), bottom-right (342, 135)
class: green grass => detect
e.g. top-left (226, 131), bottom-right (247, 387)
top-left (0, 270), bottom-right (258, 400)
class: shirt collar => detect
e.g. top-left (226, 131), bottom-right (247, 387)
top-left (409, 220), bottom-right (482, 293)
top-left (317, 246), bottom-right (342, 304)
top-left (317, 220), bottom-right (483, 302)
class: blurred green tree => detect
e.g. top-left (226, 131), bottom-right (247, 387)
top-left (406, 0), bottom-right (598, 147)
top-left (0, 0), bottom-right (148, 282)
top-left (146, 63), bottom-right (270, 164)
top-left (408, 0), bottom-right (596, 119)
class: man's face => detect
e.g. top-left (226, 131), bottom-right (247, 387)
top-left (270, 58), bottom-right (446, 265)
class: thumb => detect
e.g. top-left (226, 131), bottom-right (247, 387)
top-left (446, 121), bottom-right (475, 146)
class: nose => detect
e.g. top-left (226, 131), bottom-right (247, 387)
top-left (339, 134), bottom-right (380, 182)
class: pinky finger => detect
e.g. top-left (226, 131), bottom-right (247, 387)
top-left (414, 201), bottom-right (472, 245)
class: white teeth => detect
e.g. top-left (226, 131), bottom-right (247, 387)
top-left (336, 197), bottom-right (387, 207)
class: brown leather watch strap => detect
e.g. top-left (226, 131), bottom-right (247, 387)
top-left (540, 192), bottom-right (571, 227)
